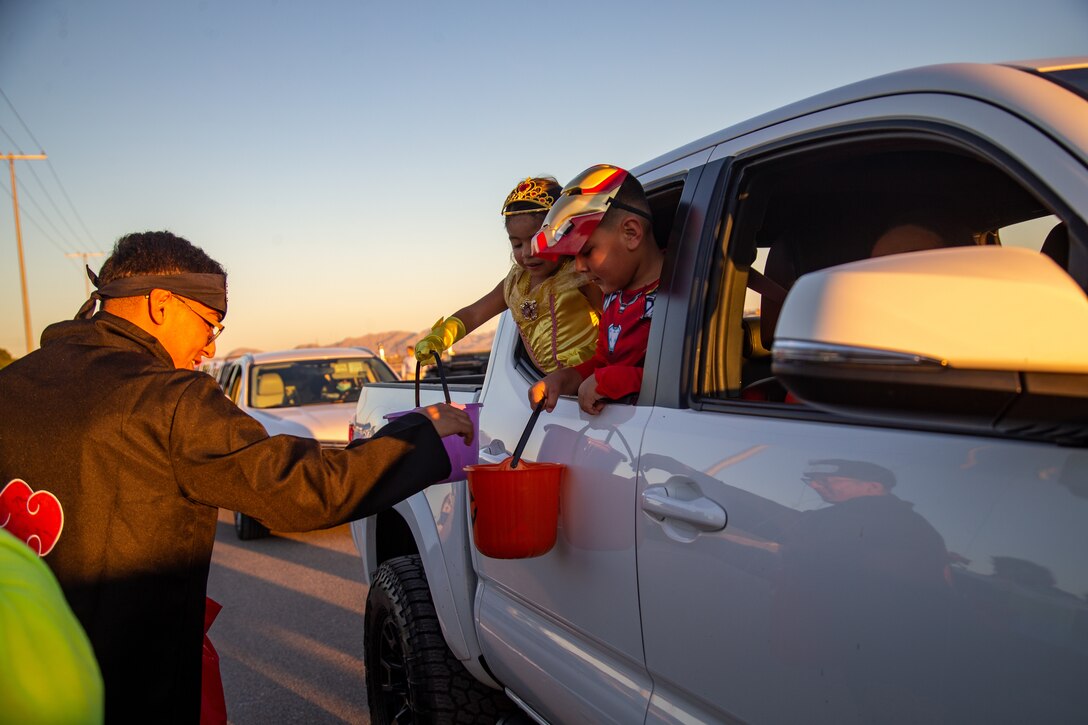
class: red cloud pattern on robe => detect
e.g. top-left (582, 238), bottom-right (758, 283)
top-left (0, 479), bottom-right (64, 556)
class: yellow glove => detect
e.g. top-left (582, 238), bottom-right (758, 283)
top-left (415, 316), bottom-right (466, 362)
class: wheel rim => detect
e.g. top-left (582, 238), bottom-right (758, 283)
top-left (376, 615), bottom-right (412, 724)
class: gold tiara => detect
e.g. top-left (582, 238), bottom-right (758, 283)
top-left (501, 177), bottom-right (556, 216)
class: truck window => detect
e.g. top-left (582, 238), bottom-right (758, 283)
top-left (513, 178), bottom-right (687, 384)
top-left (697, 137), bottom-right (1074, 405)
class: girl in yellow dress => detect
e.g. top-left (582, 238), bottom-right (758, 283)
top-left (415, 176), bottom-right (602, 373)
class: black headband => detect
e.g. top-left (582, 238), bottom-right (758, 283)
top-left (75, 266), bottom-right (228, 320)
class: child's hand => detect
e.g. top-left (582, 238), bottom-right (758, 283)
top-left (415, 316), bottom-right (467, 362)
top-left (577, 374), bottom-right (606, 416)
top-left (528, 378), bottom-right (557, 413)
top-left (528, 368), bottom-right (581, 413)
top-left (414, 335), bottom-right (443, 362)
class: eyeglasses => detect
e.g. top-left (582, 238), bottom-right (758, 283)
top-left (173, 295), bottom-right (225, 344)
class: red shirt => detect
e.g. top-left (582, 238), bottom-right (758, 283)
top-left (573, 279), bottom-right (658, 400)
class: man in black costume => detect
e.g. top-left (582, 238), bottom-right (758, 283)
top-left (0, 231), bottom-right (471, 722)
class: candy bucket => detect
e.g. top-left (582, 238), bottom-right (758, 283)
top-left (384, 403), bottom-right (480, 484)
top-left (384, 354), bottom-right (481, 484)
top-left (466, 456), bottom-right (563, 559)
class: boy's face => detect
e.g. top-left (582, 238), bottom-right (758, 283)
top-left (574, 216), bottom-right (640, 293)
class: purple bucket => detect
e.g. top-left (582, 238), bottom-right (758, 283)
top-left (384, 402), bottom-right (481, 484)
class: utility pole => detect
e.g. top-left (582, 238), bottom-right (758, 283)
top-left (3, 152), bottom-right (47, 354)
top-left (66, 251), bottom-right (104, 297)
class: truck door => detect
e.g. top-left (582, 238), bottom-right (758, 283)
top-left (636, 96), bottom-right (1088, 723)
top-left (471, 160), bottom-right (706, 725)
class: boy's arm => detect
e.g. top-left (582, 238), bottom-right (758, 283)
top-left (529, 367), bottom-right (583, 413)
top-left (576, 366), bottom-right (642, 415)
top-left (592, 365), bottom-right (643, 400)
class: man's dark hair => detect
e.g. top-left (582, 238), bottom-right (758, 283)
top-left (98, 231), bottom-right (226, 286)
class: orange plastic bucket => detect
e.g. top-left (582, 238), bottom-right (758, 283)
top-left (465, 456), bottom-right (563, 559)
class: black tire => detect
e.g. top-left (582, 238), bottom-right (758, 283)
top-left (234, 511), bottom-right (270, 540)
top-left (365, 555), bottom-right (516, 725)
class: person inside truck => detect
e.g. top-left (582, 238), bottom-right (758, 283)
top-left (869, 210), bottom-right (976, 258)
top-left (528, 164), bottom-right (664, 415)
top-left (414, 176), bottom-right (602, 374)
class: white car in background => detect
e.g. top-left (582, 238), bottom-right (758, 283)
top-left (217, 347), bottom-right (398, 539)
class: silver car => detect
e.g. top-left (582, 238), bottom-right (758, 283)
top-left (217, 347), bottom-right (397, 539)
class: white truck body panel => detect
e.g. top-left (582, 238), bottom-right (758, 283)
top-left (351, 58), bottom-right (1088, 723)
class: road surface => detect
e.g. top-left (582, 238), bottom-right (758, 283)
top-left (207, 509), bottom-right (371, 724)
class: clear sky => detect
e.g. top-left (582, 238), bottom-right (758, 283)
top-left (1, 0), bottom-right (1085, 358)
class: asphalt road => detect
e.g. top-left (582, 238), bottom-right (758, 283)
top-left (206, 509), bottom-right (372, 724)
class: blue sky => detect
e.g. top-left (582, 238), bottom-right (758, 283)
top-left (1, 0), bottom-right (1085, 357)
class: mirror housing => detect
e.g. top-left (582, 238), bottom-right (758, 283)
top-left (772, 247), bottom-right (1088, 445)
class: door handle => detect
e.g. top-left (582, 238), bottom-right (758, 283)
top-left (641, 484), bottom-right (727, 532)
top-left (478, 441), bottom-right (509, 465)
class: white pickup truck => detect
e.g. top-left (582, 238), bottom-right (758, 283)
top-left (349, 57), bottom-right (1088, 725)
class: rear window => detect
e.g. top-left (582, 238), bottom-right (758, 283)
top-left (249, 357), bottom-right (395, 409)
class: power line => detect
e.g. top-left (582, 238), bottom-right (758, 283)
top-left (2, 152), bottom-right (48, 355)
top-left (1, 170), bottom-right (80, 254)
top-left (0, 120), bottom-right (87, 252)
top-left (0, 123), bottom-right (25, 154)
top-left (20, 162), bottom-right (87, 251)
top-left (0, 87), bottom-right (45, 151)
top-left (0, 174), bottom-right (83, 257)
top-left (45, 160), bottom-right (98, 248)
top-left (0, 88), bottom-right (98, 250)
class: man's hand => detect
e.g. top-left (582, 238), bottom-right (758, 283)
top-left (528, 368), bottom-right (582, 413)
top-left (417, 403), bottom-right (474, 445)
top-left (577, 374), bottom-right (605, 415)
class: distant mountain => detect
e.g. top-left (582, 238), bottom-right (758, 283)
top-left (221, 327), bottom-right (495, 366)
top-left (220, 346), bottom-right (263, 360)
top-left (332, 327), bottom-right (496, 360)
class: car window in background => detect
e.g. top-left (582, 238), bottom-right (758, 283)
top-left (249, 357), bottom-right (394, 409)
top-left (225, 366), bottom-right (242, 403)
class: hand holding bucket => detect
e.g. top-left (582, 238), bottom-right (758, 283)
top-left (384, 352), bottom-right (481, 484)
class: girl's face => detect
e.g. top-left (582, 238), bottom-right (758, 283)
top-left (507, 213), bottom-right (559, 282)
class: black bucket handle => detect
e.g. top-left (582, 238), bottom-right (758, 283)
top-left (415, 351), bottom-right (452, 408)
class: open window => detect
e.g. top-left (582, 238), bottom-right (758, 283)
top-left (698, 134), bottom-right (1081, 411)
top-left (513, 176), bottom-right (687, 384)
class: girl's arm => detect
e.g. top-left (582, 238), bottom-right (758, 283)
top-left (416, 280), bottom-right (507, 361)
top-left (451, 280), bottom-right (507, 335)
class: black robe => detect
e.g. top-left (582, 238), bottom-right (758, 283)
top-left (0, 312), bottom-right (450, 722)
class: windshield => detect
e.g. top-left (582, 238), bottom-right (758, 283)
top-left (249, 357), bottom-right (395, 409)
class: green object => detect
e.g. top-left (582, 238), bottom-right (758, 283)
top-left (415, 316), bottom-right (467, 362)
top-left (0, 527), bottom-right (104, 724)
